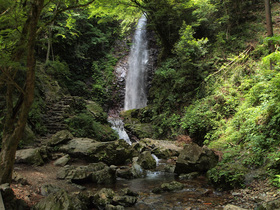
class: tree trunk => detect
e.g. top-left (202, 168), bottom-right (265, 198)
top-left (0, 0), bottom-right (44, 185)
top-left (264, 0), bottom-right (274, 52)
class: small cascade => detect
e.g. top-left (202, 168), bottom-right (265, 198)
top-left (124, 15), bottom-right (149, 110)
top-left (151, 154), bottom-right (159, 166)
top-left (108, 117), bottom-right (131, 145)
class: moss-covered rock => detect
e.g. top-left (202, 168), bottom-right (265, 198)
top-left (93, 188), bottom-right (115, 207)
top-left (66, 112), bottom-right (118, 142)
top-left (48, 130), bottom-right (73, 146)
top-left (152, 181), bottom-right (184, 194)
top-left (33, 189), bottom-right (89, 210)
top-left (58, 138), bottom-right (133, 165)
top-left (86, 100), bottom-right (107, 123)
top-left (15, 148), bottom-right (44, 166)
top-left (137, 151), bottom-right (156, 170)
top-left (93, 188), bottom-right (138, 209)
top-left (121, 109), bottom-right (155, 139)
top-left (57, 162), bottom-right (116, 184)
top-left (174, 143), bottom-right (218, 175)
top-left (125, 123), bottom-right (155, 139)
top-left (21, 125), bottom-right (36, 146)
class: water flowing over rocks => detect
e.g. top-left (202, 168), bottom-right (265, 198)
top-left (174, 142), bottom-right (219, 175)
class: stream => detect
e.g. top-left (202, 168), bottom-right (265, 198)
top-left (85, 159), bottom-right (231, 209)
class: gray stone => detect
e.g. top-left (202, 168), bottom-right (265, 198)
top-left (54, 154), bottom-right (70, 166)
top-left (33, 189), bottom-right (88, 210)
top-left (93, 188), bottom-right (115, 207)
top-left (93, 188), bottom-right (138, 209)
top-left (112, 195), bottom-right (137, 207)
top-left (48, 130), bottom-right (73, 146)
top-left (57, 162), bottom-right (116, 184)
top-left (40, 184), bottom-right (61, 196)
top-left (179, 172), bottom-right (200, 180)
top-left (224, 204), bottom-right (248, 210)
top-left (15, 148), bottom-right (44, 166)
top-left (105, 204), bottom-right (125, 210)
top-left (58, 138), bottom-right (133, 165)
top-left (152, 181), bottom-right (184, 194)
top-left (174, 143), bottom-right (218, 175)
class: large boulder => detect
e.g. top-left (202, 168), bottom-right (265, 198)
top-left (15, 148), bottom-right (44, 166)
top-left (57, 162), bottom-right (116, 184)
top-left (33, 189), bottom-right (89, 210)
top-left (48, 130), bottom-right (73, 146)
top-left (137, 151), bottom-right (156, 170)
top-left (142, 138), bottom-right (182, 159)
top-left (174, 143), bottom-right (218, 175)
top-left (121, 109), bottom-right (155, 139)
top-left (58, 138), bottom-right (133, 165)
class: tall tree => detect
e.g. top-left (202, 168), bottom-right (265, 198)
top-left (0, 0), bottom-right (95, 185)
top-left (264, 0), bottom-right (274, 52)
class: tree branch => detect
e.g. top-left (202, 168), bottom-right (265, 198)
top-left (37, 0), bottom-right (96, 34)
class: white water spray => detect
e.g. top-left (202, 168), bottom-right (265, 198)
top-left (108, 117), bottom-right (131, 145)
top-left (124, 15), bottom-right (149, 110)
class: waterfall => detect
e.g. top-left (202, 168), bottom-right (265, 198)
top-left (124, 15), bottom-right (149, 110)
top-left (108, 15), bottom-right (149, 144)
top-left (108, 117), bottom-right (131, 145)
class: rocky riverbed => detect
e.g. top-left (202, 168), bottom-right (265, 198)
top-left (1, 132), bottom-right (279, 209)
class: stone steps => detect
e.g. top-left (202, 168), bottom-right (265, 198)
top-left (43, 96), bottom-right (74, 135)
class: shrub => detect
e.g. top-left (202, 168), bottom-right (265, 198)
top-left (65, 112), bottom-right (117, 141)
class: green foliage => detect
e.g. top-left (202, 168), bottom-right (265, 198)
top-left (207, 162), bottom-right (246, 190)
top-left (44, 59), bottom-right (71, 89)
top-left (91, 53), bottom-right (118, 105)
top-left (45, 8), bottom-right (121, 98)
top-left (66, 112), bottom-right (118, 141)
top-left (28, 98), bottom-right (47, 135)
top-left (149, 22), bottom-right (209, 138)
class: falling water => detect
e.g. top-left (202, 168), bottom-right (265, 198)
top-left (108, 117), bottom-right (131, 145)
top-left (124, 15), bottom-right (149, 110)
